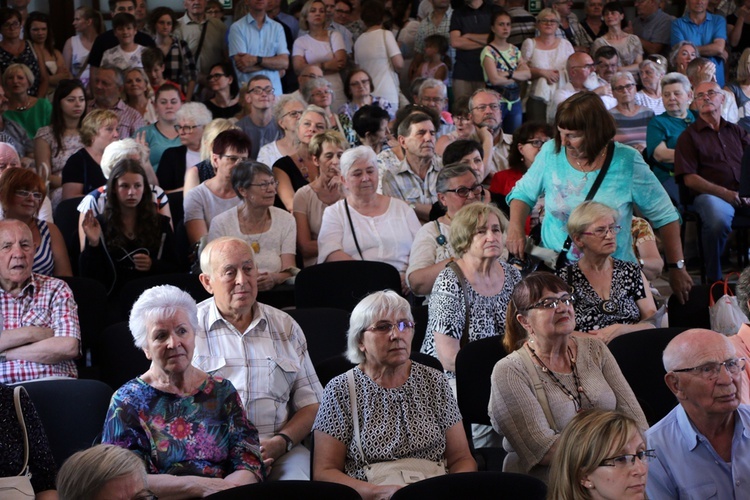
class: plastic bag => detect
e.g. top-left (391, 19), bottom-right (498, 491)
top-left (709, 276), bottom-right (746, 335)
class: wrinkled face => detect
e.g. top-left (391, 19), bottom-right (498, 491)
top-left (694, 82), bottom-right (724, 116)
top-left (176, 121), bottom-right (204, 150)
top-left (518, 288), bottom-right (576, 339)
top-left (184, 0), bottom-right (206, 16)
top-left (554, 0), bottom-right (572, 16)
top-left (582, 432), bottom-right (649, 500)
top-left (278, 100), bottom-right (305, 132)
top-left (92, 472), bottom-right (149, 500)
top-left (28, 20), bottom-right (47, 45)
top-left (316, 141), bottom-right (343, 178)
top-left (437, 171), bottom-right (482, 216)
top-left (578, 215), bottom-right (618, 256)
top-left (212, 147), bottom-right (248, 177)
top-left (154, 89), bottom-right (181, 122)
top-left (467, 213), bottom-right (504, 260)
top-left (203, 241), bottom-right (259, 314)
top-left (400, 120), bottom-right (436, 159)
top-left (8, 184), bottom-right (42, 219)
top-left (115, 171), bottom-right (145, 208)
top-left (93, 69), bottom-right (121, 104)
top-left (0, 144), bottom-right (21, 174)
top-left (662, 83), bottom-right (692, 116)
top-left (240, 172), bottom-right (277, 208)
top-left (298, 66), bottom-right (323, 88)
top-left (155, 14), bottom-right (173, 37)
top-left (0, 223), bottom-right (33, 287)
top-left (297, 111), bottom-right (327, 144)
top-left (5, 69), bottom-right (29, 94)
top-left (675, 45), bottom-right (697, 70)
top-left (596, 57), bottom-right (619, 81)
top-left (419, 87), bottom-right (447, 113)
top-left (569, 55), bottom-right (595, 83)
top-left (558, 127), bottom-right (585, 158)
top-left (518, 131), bottom-right (550, 168)
top-left (359, 311), bottom-right (414, 367)
top-left (349, 71), bottom-right (371, 99)
top-left (612, 77), bottom-right (636, 105)
top-left (124, 70), bottom-right (148, 97)
top-left (309, 86), bottom-right (333, 109)
top-left (93, 120), bottom-right (120, 149)
top-left (470, 92), bottom-right (501, 129)
top-left (143, 309), bottom-right (196, 375)
top-left (343, 158), bottom-right (378, 198)
top-left (639, 65), bottom-right (660, 90)
top-left (61, 87), bottom-right (86, 120)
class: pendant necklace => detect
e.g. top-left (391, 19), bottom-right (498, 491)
top-left (527, 343), bottom-right (590, 412)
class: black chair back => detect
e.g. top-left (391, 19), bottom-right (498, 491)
top-left (204, 480), bottom-right (361, 499)
top-left (295, 261), bottom-right (402, 311)
top-left (53, 196), bottom-right (84, 274)
top-left (58, 276), bottom-right (109, 374)
top-left (119, 273), bottom-right (212, 321)
top-left (455, 336), bottom-right (506, 430)
top-left (314, 353), bottom-right (443, 389)
top-left (607, 327), bottom-right (687, 425)
top-left (97, 321), bottom-right (150, 390)
top-left (390, 471), bottom-right (547, 500)
top-left (668, 283), bottom-right (734, 329)
top-left (287, 308), bottom-right (350, 367)
top-left (15, 379), bottom-right (113, 467)
top-left (411, 304), bottom-right (428, 352)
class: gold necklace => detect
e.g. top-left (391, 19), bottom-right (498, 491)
top-left (573, 149), bottom-right (606, 181)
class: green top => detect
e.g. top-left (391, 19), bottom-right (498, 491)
top-left (4, 98), bottom-right (52, 139)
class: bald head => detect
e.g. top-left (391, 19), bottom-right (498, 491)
top-left (0, 219), bottom-right (34, 291)
top-left (663, 329), bottom-right (736, 372)
top-left (0, 142), bottom-right (21, 176)
top-left (298, 65), bottom-right (324, 88)
top-left (567, 52), bottom-right (595, 87)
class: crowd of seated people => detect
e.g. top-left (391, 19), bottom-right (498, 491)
top-left (5, 0), bottom-right (750, 497)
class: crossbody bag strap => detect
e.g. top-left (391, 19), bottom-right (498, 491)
top-left (517, 347), bottom-right (559, 432)
top-left (486, 43), bottom-right (516, 71)
top-left (557, 141), bottom-right (615, 265)
top-left (447, 261), bottom-right (471, 349)
top-left (344, 199), bottom-right (364, 260)
top-left (347, 369), bottom-right (370, 466)
top-left (194, 21), bottom-right (209, 62)
top-left (13, 386), bottom-right (30, 475)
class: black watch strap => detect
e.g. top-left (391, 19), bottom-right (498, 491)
top-left (275, 432), bottom-right (293, 452)
top-left (666, 260), bottom-right (685, 269)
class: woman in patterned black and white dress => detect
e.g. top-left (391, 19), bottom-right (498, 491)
top-left (313, 290), bottom-right (476, 499)
top-left (557, 201), bottom-right (656, 344)
top-left (421, 203), bottom-right (521, 381)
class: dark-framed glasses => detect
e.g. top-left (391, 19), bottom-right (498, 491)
top-left (471, 103), bottom-right (500, 112)
top-left (281, 110), bottom-right (304, 120)
top-left (207, 73), bottom-right (226, 80)
top-left (443, 184), bottom-right (483, 198)
top-left (350, 79), bottom-right (371, 88)
top-left (174, 124), bottom-right (201, 133)
top-left (15, 190), bottom-right (43, 200)
top-left (249, 180), bottom-right (279, 190)
top-left (527, 294), bottom-right (576, 311)
top-left (613, 83), bottom-right (636, 92)
top-left (672, 358), bottom-right (746, 380)
top-left (526, 138), bottom-right (549, 148)
top-left (365, 321), bottom-right (415, 334)
top-left (599, 450), bottom-right (656, 468)
top-left (582, 225), bottom-right (622, 238)
top-left (249, 86), bottom-right (274, 96)
top-left (696, 90), bottom-right (721, 101)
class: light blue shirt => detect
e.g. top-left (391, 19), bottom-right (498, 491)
top-left (645, 404), bottom-right (750, 499)
top-left (671, 13), bottom-right (727, 87)
top-left (506, 141), bottom-right (679, 263)
top-left (228, 14), bottom-right (289, 95)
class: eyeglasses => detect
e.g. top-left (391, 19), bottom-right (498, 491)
top-left (599, 450), bottom-right (656, 468)
top-left (132, 491), bottom-right (158, 500)
top-left (0, 162), bottom-right (19, 171)
top-left (299, 73), bottom-right (321, 79)
top-left (249, 180), bottom-right (279, 190)
top-left (421, 96), bottom-right (446, 104)
top-left (207, 73), bottom-right (226, 80)
top-left (581, 225), bottom-right (622, 238)
top-left (672, 358), bottom-right (746, 380)
top-left (696, 90), bottom-right (721, 101)
top-left (471, 103), bottom-right (501, 112)
top-left (220, 154), bottom-right (247, 163)
top-left (454, 115), bottom-right (471, 123)
top-left (15, 190), bottom-right (43, 200)
top-left (525, 139), bottom-right (549, 148)
top-left (443, 184), bottom-right (483, 198)
top-left (365, 320), bottom-right (415, 334)
top-left (281, 110), bottom-right (304, 120)
top-left (526, 294), bottom-right (576, 311)
top-left (174, 124), bottom-right (201, 133)
top-left (350, 79), bottom-right (371, 88)
top-left (311, 90), bottom-right (333, 98)
top-left (335, 8), bottom-right (352, 14)
top-left (249, 86), bottom-right (274, 96)
top-left (539, 19), bottom-right (559, 24)
top-left (571, 63), bottom-right (595, 71)
top-left (613, 83), bottom-right (636, 92)
top-left (598, 62), bottom-right (619, 70)
top-left (2, 21), bottom-right (21, 29)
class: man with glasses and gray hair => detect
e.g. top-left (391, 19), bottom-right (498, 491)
top-left (468, 88), bottom-right (510, 176)
top-left (645, 328), bottom-right (750, 499)
top-left (418, 78), bottom-right (455, 138)
top-left (549, 52), bottom-right (616, 124)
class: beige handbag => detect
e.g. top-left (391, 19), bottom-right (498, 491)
top-left (0, 386), bottom-right (35, 499)
top-left (347, 370), bottom-right (447, 485)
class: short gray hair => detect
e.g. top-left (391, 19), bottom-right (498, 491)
top-left (176, 102), bottom-right (213, 127)
top-left (419, 78), bottom-right (447, 99)
top-left (129, 285), bottom-right (199, 349)
top-left (99, 64), bottom-right (124, 87)
top-left (231, 160), bottom-right (274, 197)
top-left (273, 94), bottom-right (306, 122)
top-left (660, 72), bottom-right (692, 94)
top-left (340, 145), bottom-right (377, 177)
top-left (468, 88), bottom-right (501, 111)
top-left (101, 139), bottom-right (149, 179)
top-left (567, 200), bottom-right (619, 241)
top-left (436, 163), bottom-right (479, 193)
top-left (610, 70), bottom-right (636, 88)
top-left (301, 78), bottom-right (332, 102)
top-left (347, 290), bottom-right (413, 363)
top-left (57, 444), bottom-right (147, 500)
top-left (200, 236), bottom-right (254, 275)
top-left (737, 266), bottom-right (750, 317)
top-left (639, 57), bottom-right (667, 78)
top-left (299, 104), bottom-right (331, 130)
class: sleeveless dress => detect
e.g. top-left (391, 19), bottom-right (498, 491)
top-left (33, 219), bottom-right (54, 276)
top-left (70, 35), bottom-right (91, 87)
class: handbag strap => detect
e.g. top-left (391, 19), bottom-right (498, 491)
top-left (486, 43), bottom-right (516, 71)
top-left (347, 370), bottom-right (370, 467)
top-left (12, 386), bottom-right (30, 475)
top-left (557, 141), bottom-right (615, 266)
top-left (194, 21), bottom-right (209, 62)
top-left (517, 346), bottom-right (559, 433)
top-left (447, 261), bottom-right (471, 349)
top-left (344, 199), bottom-right (365, 260)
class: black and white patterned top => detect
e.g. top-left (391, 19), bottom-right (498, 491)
top-left (422, 261), bottom-right (522, 378)
top-left (313, 363), bottom-right (462, 481)
top-left (557, 259), bottom-right (646, 332)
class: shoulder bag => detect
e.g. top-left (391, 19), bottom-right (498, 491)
top-left (0, 386), bottom-right (35, 499)
top-left (485, 44), bottom-right (520, 102)
top-left (447, 261), bottom-right (471, 349)
top-left (347, 370), bottom-right (447, 485)
top-left (344, 199), bottom-right (365, 260)
top-left (517, 346), bottom-right (559, 433)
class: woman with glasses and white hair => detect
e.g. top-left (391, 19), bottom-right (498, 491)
top-left (301, 78), bottom-right (347, 139)
top-left (258, 95), bottom-right (306, 168)
top-left (490, 272), bottom-right (647, 483)
top-left (547, 409), bottom-right (652, 500)
top-left (102, 285), bottom-right (264, 497)
top-left (635, 56), bottom-right (667, 115)
top-left (609, 71), bottom-right (654, 153)
top-left (313, 290), bottom-right (476, 499)
top-left (317, 145), bottom-right (421, 294)
top-left (157, 102), bottom-right (213, 193)
top-left (207, 161), bottom-right (297, 291)
top-left (58, 444), bottom-right (153, 500)
top-left (557, 201), bottom-right (656, 343)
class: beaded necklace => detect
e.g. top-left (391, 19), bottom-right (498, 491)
top-left (526, 343), bottom-right (591, 412)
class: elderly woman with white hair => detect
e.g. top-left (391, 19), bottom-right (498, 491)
top-left (301, 79), bottom-right (347, 138)
top-left (257, 95), bottom-right (306, 168)
top-left (102, 284), bottom-right (265, 497)
top-left (313, 290), bottom-right (476, 499)
top-left (317, 146), bottom-right (421, 293)
top-left (609, 71), bottom-right (654, 153)
top-left (58, 445), bottom-right (151, 500)
top-left (156, 102), bottom-right (213, 192)
top-left (635, 56), bottom-right (667, 115)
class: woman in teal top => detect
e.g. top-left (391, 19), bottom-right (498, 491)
top-left (3, 63), bottom-right (51, 138)
top-left (506, 92), bottom-right (692, 302)
top-left (646, 72), bottom-right (696, 205)
top-left (135, 83), bottom-right (181, 172)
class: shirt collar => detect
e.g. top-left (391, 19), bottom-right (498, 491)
top-left (0, 273), bottom-right (36, 299)
top-left (398, 156), bottom-right (439, 175)
top-left (676, 404), bottom-right (750, 450)
top-left (247, 12), bottom-right (271, 26)
top-left (694, 115), bottom-right (726, 131)
top-left (207, 298), bottom-right (265, 335)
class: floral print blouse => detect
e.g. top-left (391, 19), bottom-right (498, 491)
top-left (102, 374), bottom-right (264, 480)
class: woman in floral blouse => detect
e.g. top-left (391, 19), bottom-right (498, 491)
top-left (102, 285), bottom-right (265, 498)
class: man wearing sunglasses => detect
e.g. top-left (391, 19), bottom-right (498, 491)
top-left (646, 329), bottom-right (750, 499)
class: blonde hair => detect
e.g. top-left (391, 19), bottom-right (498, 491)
top-left (80, 109), bottom-right (119, 147)
top-left (449, 203), bottom-right (507, 258)
top-left (200, 118), bottom-right (239, 161)
top-left (567, 201), bottom-right (619, 243)
top-left (3, 63), bottom-right (34, 87)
